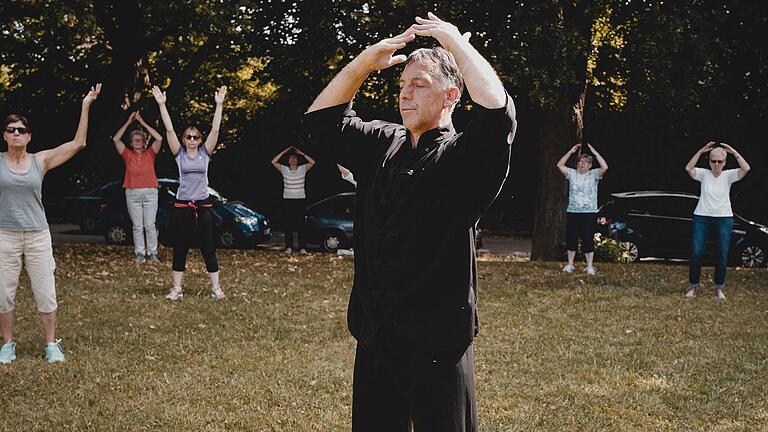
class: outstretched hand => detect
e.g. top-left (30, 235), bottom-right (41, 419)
top-left (570, 143), bottom-right (582, 153)
top-left (215, 86), bottom-right (227, 105)
top-left (719, 142), bottom-right (736, 154)
top-left (151, 86), bottom-right (167, 105)
top-left (412, 12), bottom-right (471, 48)
top-left (83, 84), bottom-right (102, 107)
top-left (359, 28), bottom-right (416, 72)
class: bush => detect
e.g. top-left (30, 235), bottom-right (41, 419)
top-left (593, 233), bottom-right (626, 263)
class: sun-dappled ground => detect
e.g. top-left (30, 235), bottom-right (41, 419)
top-left (1, 244), bottom-right (766, 431)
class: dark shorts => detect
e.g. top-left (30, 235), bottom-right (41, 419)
top-left (566, 212), bottom-right (597, 253)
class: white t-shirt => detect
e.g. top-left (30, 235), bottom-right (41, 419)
top-left (281, 165), bottom-right (306, 199)
top-left (693, 168), bottom-right (741, 217)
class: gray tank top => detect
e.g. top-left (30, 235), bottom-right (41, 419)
top-left (0, 153), bottom-right (48, 230)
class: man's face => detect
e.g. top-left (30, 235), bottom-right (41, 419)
top-left (398, 61), bottom-right (453, 135)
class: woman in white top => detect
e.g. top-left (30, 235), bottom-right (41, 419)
top-left (271, 146), bottom-right (315, 253)
top-left (684, 141), bottom-right (751, 300)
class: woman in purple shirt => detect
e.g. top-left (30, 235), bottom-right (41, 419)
top-left (151, 85), bottom-right (227, 301)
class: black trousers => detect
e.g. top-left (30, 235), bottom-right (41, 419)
top-left (352, 344), bottom-right (477, 432)
top-left (566, 212), bottom-right (597, 253)
top-left (283, 198), bottom-right (306, 250)
top-left (171, 201), bottom-right (219, 273)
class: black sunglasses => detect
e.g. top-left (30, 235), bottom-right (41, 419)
top-left (4, 126), bottom-right (29, 135)
top-left (185, 134), bottom-right (201, 140)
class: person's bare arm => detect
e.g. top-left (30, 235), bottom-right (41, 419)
top-left (587, 143), bottom-right (608, 177)
top-left (719, 143), bottom-right (751, 179)
top-left (294, 147), bottom-right (316, 172)
top-left (112, 110), bottom-right (134, 155)
top-left (38, 84), bottom-right (101, 172)
top-left (307, 29), bottom-right (416, 113)
top-left (271, 146), bottom-right (294, 172)
top-left (203, 86), bottom-right (227, 155)
top-left (685, 141), bottom-right (715, 179)
top-left (412, 12), bottom-right (506, 109)
top-left (135, 111), bottom-right (163, 154)
top-left (556, 144), bottom-right (581, 178)
top-left (151, 85), bottom-right (182, 156)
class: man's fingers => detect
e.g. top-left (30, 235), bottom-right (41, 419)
top-left (462, 31), bottom-right (471, 41)
top-left (390, 54), bottom-right (407, 66)
top-left (427, 12), bottom-right (443, 22)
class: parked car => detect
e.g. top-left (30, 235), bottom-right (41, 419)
top-left (64, 182), bottom-right (118, 232)
top-left (303, 192), bottom-right (485, 252)
top-left (69, 179), bottom-right (271, 249)
top-left (597, 191), bottom-right (767, 268)
top-left (304, 192), bottom-right (355, 252)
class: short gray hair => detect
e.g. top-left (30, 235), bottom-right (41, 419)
top-left (405, 47), bottom-right (464, 99)
top-left (129, 129), bottom-right (147, 143)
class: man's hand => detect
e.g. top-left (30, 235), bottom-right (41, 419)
top-left (82, 84), bottom-right (102, 107)
top-left (719, 142), bottom-right (736, 154)
top-left (700, 141), bottom-right (716, 154)
top-left (357, 28), bottom-right (416, 72)
top-left (412, 12), bottom-right (471, 50)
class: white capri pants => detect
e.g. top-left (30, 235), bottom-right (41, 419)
top-left (0, 229), bottom-right (57, 313)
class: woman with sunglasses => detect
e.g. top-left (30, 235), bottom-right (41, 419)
top-left (0, 84), bottom-right (101, 364)
top-left (151, 85), bottom-right (227, 301)
top-left (112, 110), bottom-right (164, 263)
top-left (684, 141), bottom-right (751, 300)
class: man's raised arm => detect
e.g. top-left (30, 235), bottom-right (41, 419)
top-left (412, 12), bottom-right (506, 109)
top-left (307, 28), bottom-right (416, 113)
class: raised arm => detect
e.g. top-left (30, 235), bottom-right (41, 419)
top-left (308, 28), bottom-right (416, 113)
top-left (151, 85), bottom-right (182, 156)
top-left (719, 143), bottom-right (751, 179)
top-left (294, 147), bottom-right (316, 172)
top-left (203, 86), bottom-right (226, 154)
top-left (112, 111), bottom-right (135, 155)
top-left (135, 111), bottom-right (163, 154)
top-left (271, 146), bottom-right (294, 172)
top-left (412, 12), bottom-right (506, 109)
top-left (37, 84), bottom-right (101, 173)
top-left (556, 144), bottom-right (581, 178)
top-left (685, 141), bottom-right (715, 179)
top-left (586, 143), bottom-right (608, 177)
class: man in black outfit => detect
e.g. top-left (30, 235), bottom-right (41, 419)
top-left (305, 12), bottom-right (516, 432)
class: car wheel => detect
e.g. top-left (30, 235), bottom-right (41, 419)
top-left (218, 227), bottom-right (240, 249)
top-left (738, 243), bottom-right (765, 268)
top-left (80, 217), bottom-right (97, 233)
top-left (321, 230), bottom-right (345, 252)
top-left (105, 225), bottom-right (130, 245)
top-left (618, 241), bottom-right (639, 263)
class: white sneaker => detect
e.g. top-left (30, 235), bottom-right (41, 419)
top-left (0, 340), bottom-right (16, 364)
top-left (562, 264), bottom-right (574, 273)
top-left (284, 248), bottom-right (293, 254)
top-left (585, 266), bottom-right (596, 275)
top-left (211, 286), bottom-right (226, 300)
top-left (714, 289), bottom-right (726, 300)
top-left (165, 286), bottom-right (183, 301)
top-left (299, 249), bottom-right (308, 255)
top-left (685, 288), bottom-right (697, 299)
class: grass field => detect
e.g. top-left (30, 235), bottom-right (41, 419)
top-left (1, 244), bottom-right (766, 431)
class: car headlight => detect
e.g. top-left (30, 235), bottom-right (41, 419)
top-left (235, 216), bottom-right (257, 225)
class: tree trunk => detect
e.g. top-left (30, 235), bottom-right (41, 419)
top-left (531, 87), bottom-right (586, 261)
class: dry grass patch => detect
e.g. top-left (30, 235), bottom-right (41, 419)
top-left (0, 245), bottom-right (766, 431)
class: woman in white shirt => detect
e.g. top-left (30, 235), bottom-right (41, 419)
top-left (684, 142), bottom-right (751, 299)
top-left (272, 146), bottom-right (315, 254)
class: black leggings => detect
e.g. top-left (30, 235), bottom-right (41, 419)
top-left (171, 200), bottom-right (219, 273)
top-left (566, 212), bottom-right (597, 253)
top-left (283, 198), bottom-right (306, 249)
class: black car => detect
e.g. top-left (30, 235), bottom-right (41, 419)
top-left (597, 191), bottom-right (767, 268)
top-left (302, 192), bottom-right (485, 252)
top-left (68, 179), bottom-right (271, 249)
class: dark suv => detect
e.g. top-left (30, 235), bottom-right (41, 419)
top-left (597, 191), bottom-right (767, 268)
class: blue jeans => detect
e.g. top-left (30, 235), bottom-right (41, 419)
top-left (689, 215), bottom-right (733, 289)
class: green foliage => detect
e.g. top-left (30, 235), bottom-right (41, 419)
top-left (592, 232), bottom-right (626, 263)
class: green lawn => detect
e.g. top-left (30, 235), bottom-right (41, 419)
top-left (1, 245), bottom-right (766, 431)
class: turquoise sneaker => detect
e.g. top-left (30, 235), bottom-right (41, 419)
top-left (0, 340), bottom-right (16, 364)
top-left (45, 339), bottom-right (65, 363)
